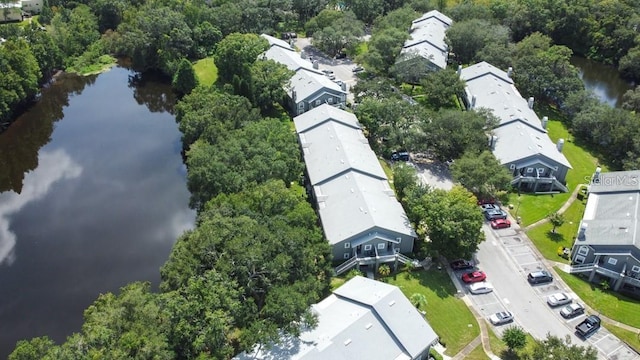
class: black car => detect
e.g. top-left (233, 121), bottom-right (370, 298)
top-left (450, 259), bottom-right (474, 271)
top-left (484, 209), bottom-right (507, 220)
top-left (527, 270), bottom-right (553, 285)
top-left (391, 151), bottom-right (410, 161)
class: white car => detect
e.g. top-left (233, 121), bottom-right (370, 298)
top-left (547, 292), bottom-right (572, 307)
top-left (468, 281), bottom-right (494, 294)
top-left (489, 311), bottom-right (514, 325)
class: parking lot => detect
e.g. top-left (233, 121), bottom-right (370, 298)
top-left (293, 37), bottom-right (359, 104)
top-left (462, 219), bottom-right (640, 359)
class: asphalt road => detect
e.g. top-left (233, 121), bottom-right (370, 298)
top-left (463, 222), bottom-right (640, 360)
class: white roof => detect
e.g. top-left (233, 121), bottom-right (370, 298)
top-left (262, 46), bottom-right (322, 75)
top-left (288, 70), bottom-right (345, 104)
top-left (492, 122), bottom-right (572, 168)
top-left (260, 33), bottom-right (295, 51)
top-left (235, 276), bottom-right (438, 360)
top-left (461, 62), bottom-right (571, 169)
top-left (315, 170), bottom-right (416, 243)
top-left (294, 103), bottom-right (360, 134)
top-left (399, 10), bottom-right (451, 70)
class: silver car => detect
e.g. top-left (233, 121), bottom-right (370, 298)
top-left (547, 292), bottom-right (572, 307)
top-left (489, 311), bottom-right (514, 325)
top-left (468, 281), bottom-right (494, 294)
top-left (560, 303), bottom-right (585, 318)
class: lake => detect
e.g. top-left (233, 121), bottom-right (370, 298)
top-left (571, 56), bottom-right (635, 108)
top-left (0, 67), bottom-right (195, 357)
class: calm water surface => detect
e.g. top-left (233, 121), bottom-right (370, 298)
top-left (571, 56), bottom-right (635, 107)
top-left (0, 67), bottom-right (195, 357)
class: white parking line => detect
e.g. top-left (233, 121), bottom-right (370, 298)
top-left (503, 298), bottom-right (510, 305)
top-left (518, 261), bottom-right (541, 266)
top-left (607, 345), bottom-right (625, 357)
top-left (592, 333), bottom-right (610, 345)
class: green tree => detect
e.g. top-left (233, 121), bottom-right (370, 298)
top-left (172, 58), bottom-right (199, 95)
top-left (344, 0), bottom-right (383, 25)
top-left (523, 334), bottom-right (597, 360)
top-left (622, 86), bottom-right (640, 112)
top-left (214, 32), bottom-right (268, 84)
top-left (548, 212), bottom-right (565, 233)
top-left (292, 0), bottom-right (329, 23)
top-left (407, 185), bottom-right (485, 260)
top-left (445, 19), bottom-right (510, 64)
top-left (419, 68), bottom-right (466, 110)
top-left (9, 337), bottom-right (56, 360)
top-left (422, 109), bottom-right (498, 162)
top-left (249, 59), bottom-right (294, 112)
top-left (378, 264), bottom-right (391, 277)
top-left (311, 11), bottom-right (365, 56)
top-left (409, 293), bottom-right (427, 309)
top-left (38, 0), bottom-right (53, 24)
top-left (304, 9), bottom-right (343, 36)
top-left (451, 150), bottom-right (512, 199)
top-left (392, 162), bottom-right (418, 201)
top-left (175, 86), bottom-right (261, 148)
top-left (360, 27), bottom-right (409, 75)
top-left (620, 47), bottom-right (640, 82)
top-left (0, 38), bottom-right (41, 123)
top-left (502, 326), bottom-right (527, 353)
top-left (50, 5), bottom-right (100, 58)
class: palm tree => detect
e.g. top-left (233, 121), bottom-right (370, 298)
top-left (410, 293), bottom-right (427, 310)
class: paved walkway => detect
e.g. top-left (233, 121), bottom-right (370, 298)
top-left (522, 183), bottom-right (588, 231)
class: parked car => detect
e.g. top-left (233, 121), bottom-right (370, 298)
top-left (450, 259), bottom-right (474, 271)
top-left (575, 315), bottom-right (601, 338)
top-left (484, 209), bottom-right (508, 220)
top-left (480, 203), bottom-right (499, 212)
top-left (547, 292), bottom-right (572, 307)
top-left (468, 281), bottom-right (493, 294)
top-left (489, 311), bottom-right (514, 325)
top-left (322, 69), bottom-right (334, 75)
top-left (335, 51), bottom-right (347, 59)
top-left (491, 218), bottom-right (511, 229)
top-left (560, 303), bottom-right (585, 319)
top-left (462, 271), bottom-right (487, 283)
top-left (391, 151), bottom-right (410, 161)
top-left (352, 66), bottom-right (364, 73)
top-left (527, 270), bottom-right (553, 285)
top-left (477, 198), bottom-right (496, 205)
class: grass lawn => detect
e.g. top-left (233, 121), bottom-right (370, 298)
top-left (487, 325), bottom-right (537, 359)
top-left (506, 119), bottom-right (605, 226)
top-left (604, 324), bottom-right (640, 353)
top-left (465, 344), bottom-right (490, 360)
top-left (386, 268), bottom-right (479, 356)
top-left (379, 159), bottom-right (395, 191)
top-left (193, 57), bottom-right (217, 87)
top-left (525, 198), bottom-right (587, 263)
top-left (555, 267), bottom-right (640, 328)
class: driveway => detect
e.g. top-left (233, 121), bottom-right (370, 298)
top-left (293, 37), bottom-right (358, 104)
top-left (412, 156), bottom-right (453, 190)
top-left (463, 220), bottom-right (640, 360)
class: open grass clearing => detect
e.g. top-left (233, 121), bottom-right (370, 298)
top-left (506, 119), bottom-right (605, 226)
top-left (193, 57), bottom-right (217, 87)
top-left (555, 267), bottom-right (640, 328)
top-left (525, 198), bottom-right (586, 263)
top-left (386, 268), bottom-right (479, 356)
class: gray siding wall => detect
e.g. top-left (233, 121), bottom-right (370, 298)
top-left (333, 227), bottom-right (415, 261)
top-left (505, 156), bottom-right (569, 184)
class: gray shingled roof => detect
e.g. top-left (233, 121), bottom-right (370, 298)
top-left (260, 33), bottom-right (295, 51)
top-left (399, 10), bottom-right (451, 70)
top-left (288, 69), bottom-right (345, 104)
top-left (262, 46), bottom-right (323, 75)
top-left (493, 122), bottom-right (572, 169)
top-left (294, 103), bottom-right (360, 134)
top-left (578, 170), bottom-right (640, 248)
top-left (234, 276), bottom-right (438, 360)
top-left (461, 61), bottom-right (572, 169)
top-left (315, 170), bottom-right (416, 244)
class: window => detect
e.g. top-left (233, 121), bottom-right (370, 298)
top-left (315, 99), bottom-right (321, 105)
top-left (344, 242), bottom-right (350, 249)
top-left (343, 253), bottom-right (350, 259)
top-left (396, 237), bottom-right (402, 243)
top-left (608, 258), bottom-right (618, 266)
top-left (364, 244), bottom-right (372, 251)
top-left (537, 168), bottom-right (545, 175)
top-left (328, 98), bottom-right (333, 104)
top-left (575, 255), bottom-right (585, 264)
top-left (632, 265), bottom-right (640, 273)
top-left (377, 243), bottom-right (385, 250)
top-left (510, 164), bottom-right (516, 170)
top-left (526, 168), bottom-right (533, 173)
top-left (578, 246), bottom-right (589, 256)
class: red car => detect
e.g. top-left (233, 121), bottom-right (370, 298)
top-left (462, 271), bottom-right (487, 283)
top-left (491, 218), bottom-right (511, 229)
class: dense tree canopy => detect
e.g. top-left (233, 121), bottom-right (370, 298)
top-left (308, 10), bottom-right (365, 56)
top-left (451, 150), bottom-right (512, 199)
top-left (214, 33), bottom-right (269, 85)
top-left (406, 185), bottom-right (485, 260)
